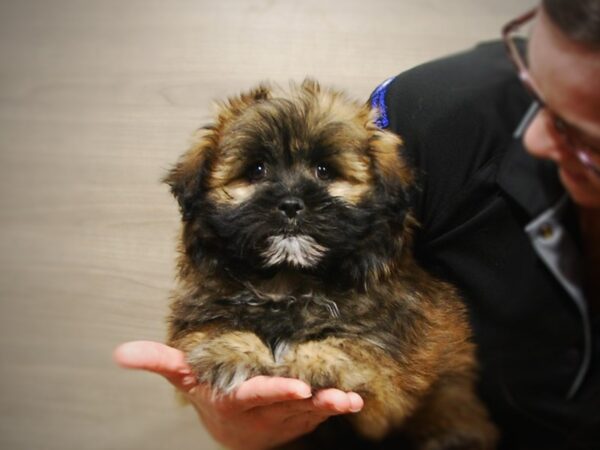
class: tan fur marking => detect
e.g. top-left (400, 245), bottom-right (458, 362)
top-left (208, 158), bottom-right (241, 188)
top-left (327, 180), bottom-right (370, 204)
top-left (208, 180), bottom-right (255, 205)
top-left (331, 150), bottom-right (371, 183)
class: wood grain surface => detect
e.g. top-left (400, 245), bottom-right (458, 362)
top-left (0, 1), bottom-right (536, 449)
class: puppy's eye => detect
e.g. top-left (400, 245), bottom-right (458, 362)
top-left (315, 163), bottom-right (333, 181)
top-left (247, 162), bottom-right (267, 182)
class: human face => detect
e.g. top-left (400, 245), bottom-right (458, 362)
top-left (508, 8), bottom-right (600, 208)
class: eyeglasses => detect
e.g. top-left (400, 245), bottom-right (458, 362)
top-left (502, 8), bottom-right (600, 178)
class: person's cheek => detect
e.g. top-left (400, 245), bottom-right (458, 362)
top-left (523, 110), bottom-right (561, 162)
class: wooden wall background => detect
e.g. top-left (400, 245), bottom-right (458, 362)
top-left (0, 0), bottom-right (536, 449)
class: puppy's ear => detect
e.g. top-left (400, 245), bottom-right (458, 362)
top-left (217, 83), bottom-right (272, 121)
top-left (368, 127), bottom-right (414, 226)
top-left (163, 127), bottom-right (217, 221)
top-left (164, 83), bottom-right (273, 220)
top-left (370, 129), bottom-right (412, 189)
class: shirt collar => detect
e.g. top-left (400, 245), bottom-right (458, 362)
top-left (496, 102), bottom-right (565, 218)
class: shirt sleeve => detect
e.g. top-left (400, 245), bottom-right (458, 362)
top-left (373, 41), bottom-right (532, 246)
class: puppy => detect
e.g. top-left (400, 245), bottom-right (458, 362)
top-left (164, 80), bottom-right (498, 450)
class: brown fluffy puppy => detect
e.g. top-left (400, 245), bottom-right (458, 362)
top-left (164, 80), bottom-right (498, 450)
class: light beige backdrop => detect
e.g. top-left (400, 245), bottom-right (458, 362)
top-left (0, 1), bottom-right (536, 449)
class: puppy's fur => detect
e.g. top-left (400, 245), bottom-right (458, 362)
top-left (165, 80), bottom-right (497, 449)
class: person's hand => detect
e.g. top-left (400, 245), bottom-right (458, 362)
top-left (113, 340), bottom-right (364, 450)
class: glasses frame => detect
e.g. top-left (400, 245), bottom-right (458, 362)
top-left (502, 8), bottom-right (600, 178)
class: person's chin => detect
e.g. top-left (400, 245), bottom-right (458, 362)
top-left (559, 167), bottom-right (600, 208)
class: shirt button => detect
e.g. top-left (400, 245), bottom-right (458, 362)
top-left (538, 223), bottom-right (554, 240)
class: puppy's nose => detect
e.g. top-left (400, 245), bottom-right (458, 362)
top-left (278, 197), bottom-right (305, 219)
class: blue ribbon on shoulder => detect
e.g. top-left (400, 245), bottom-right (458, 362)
top-left (371, 77), bottom-right (393, 129)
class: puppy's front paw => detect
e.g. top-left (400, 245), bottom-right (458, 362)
top-left (186, 331), bottom-right (274, 393)
top-left (280, 337), bottom-right (414, 440)
top-left (280, 337), bottom-right (370, 393)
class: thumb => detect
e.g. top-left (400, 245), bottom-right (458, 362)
top-left (113, 340), bottom-right (197, 392)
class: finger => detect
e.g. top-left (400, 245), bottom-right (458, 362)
top-left (239, 387), bottom-right (363, 421)
top-left (188, 385), bottom-right (317, 420)
top-left (233, 376), bottom-right (313, 411)
top-left (249, 397), bottom-right (326, 419)
top-left (113, 341), bottom-right (197, 392)
top-left (311, 389), bottom-right (364, 414)
top-left (271, 390), bottom-right (363, 417)
top-left (113, 341), bottom-right (189, 373)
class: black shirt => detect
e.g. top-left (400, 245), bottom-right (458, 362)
top-left (374, 41), bottom-right (599, 450)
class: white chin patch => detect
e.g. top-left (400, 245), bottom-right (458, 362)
top-left (262, 235), bottom-right (327, 268)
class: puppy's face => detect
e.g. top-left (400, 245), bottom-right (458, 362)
top-left (166, 80), bottom-right (412, 282)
